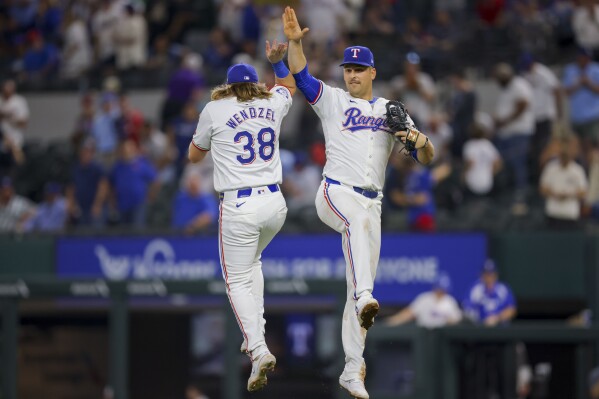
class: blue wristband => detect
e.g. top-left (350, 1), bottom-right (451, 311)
top-left (272, 61), bottom-right (289, 78)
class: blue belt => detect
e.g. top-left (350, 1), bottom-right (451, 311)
top-left (219, 184), bottom-right (279, 201)
top-left (325, 177), bottom-right (379, 199)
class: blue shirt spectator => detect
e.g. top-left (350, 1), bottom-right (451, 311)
top-left (404, 166), bottom-right (435, 231)
top-left (27, 182), bottom-right (67, 232)
top-left (68, 141), bottom-right (108, 226)
top-left (22, 32), bottom-right (59, 76)
top-left (172, 173), bottom-right (217, 234)
top-left (463, 259), bottom-right (517, 326)
top-left (563, 49), bottom-right (599, 125)
top-left (91, 95), bottom-right (119, 160)
top-left (109, 140), bottom-right (158, 226)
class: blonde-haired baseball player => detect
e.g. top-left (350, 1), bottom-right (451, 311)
top-left (188, 40), bottom-right (296, 392)
top-left (283, 7), bottom-right (435, 399)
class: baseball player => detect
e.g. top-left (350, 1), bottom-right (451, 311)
top-left (282, 7), bottom-right (435, 399)
top-left (188, 40), bottom-right (296, 392)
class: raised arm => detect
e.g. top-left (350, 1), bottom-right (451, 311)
top-left (283, 6), bottom-right (309, 73)
top-left (265, 39), bottom-right (296, 96)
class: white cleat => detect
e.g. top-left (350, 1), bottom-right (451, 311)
top-left (357, 297), bottom-right (380, 330)
top-left (247, 353), bottom-right (276, 392)
top-left (339, 377), bottom-right (369, 399)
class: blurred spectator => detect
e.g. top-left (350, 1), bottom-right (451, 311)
top-left (185, 383), bottom-right (210, 399)
top-left (572, 0), bottom-right (599, 57)
top-left (91, 93), bottom-right (120, 167)
top-left (520, 53), bottom-right (563, 179)
top-left (71, 93), bottom-right (96, 148)
top-left (66, 140), bottom-right (109, 227)
top-left (301, 0), bottom-right (348, 44)
top-left (202, 27), bottom-right (235, 73)
top-left (0, 80), bottom-right (29, 150)
top-left (283, 151), bottom-right (322, 220)
top-left (463, 121), bottom-right (502, 197)
top-left (492, 62), bottom-right (534, 211)
top-left (586, 149), bottom-right (599, 222)
top-left (447, 68), bottom-right (476, 157)
top-left (390, 52), bottom-right (436, 127)
top-left (361, 0), bottom-right (395, 36)
top-left (424, 113), bottom-right (452, 165)
top-left (139, 120), bottom-right (176, 185)
top-left (562, 47), bottom-right (599, 165)
top-left (171, 171), bottom-right (217, 235)
top-left (91, 0), bottom-right (122, 70)
top-left (0, 130), bottom-right (25, 176)
top-left (509, 0), bottom-right (553, 55)
top-left (26, 181), bottom-right (67, 232)
top-left (115, 92), bottom-right (144, 144)
top-left (540, 136), bottom-right (588, 229)
top-left (20, 29), bottom-right (59, 82)
top-left (476, 0), bottom-right (506, 26)
top-left (463, 259), bottom-right (517, 326)
top-left (387, 155), bottom-right (436, 232)
top-left (161, 53), bottom-right (205, 129)
top-left (168, 101), bottom-right (200, 176)
top-left (34, 0), bottom-right (63, 42)
top-left (60, 10), bottom-right (92, 80)
top-left (113, 4), bottom-right (148, 71)
top-left (590, 367), bottom-right (599, 399)
top-left (384, 272), bottom-right (462, 328)
top-left (145, 34), bottom-right (173, 73)
top-left (0, 176), bottom-right (35, 233)
top-left (109, 139), bottom-right (158, 227)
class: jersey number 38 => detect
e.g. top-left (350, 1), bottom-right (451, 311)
top-left (234, 127), bottom-right (276, 165)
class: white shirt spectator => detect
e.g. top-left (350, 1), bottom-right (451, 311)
top-left (572, 3), bottom-right (599, 50)
top-left (409, 291), bottom-right (462, 328)
top-left (113, 11), bottom-right (148, 69)
top-left (302, 0), bottom-right (348, 42)
top-left (391, 72), bottom-right (436, 125)
top-left (522, 63), bottom-right (560, 122)
top-left (92, 1), bottom-right (123, 61)
top-left (0, 93), bottom-right (29, 148)
top-left (62, 18), bottom-right (92, 78)
top-left (0, 195), bottom-right (35, 232)
top-left (540, 159), bottom-right (588, 220)
top-left (495, 76), bottom-right (535, 137)
top-left (463, 138), bottom-right (501, 195)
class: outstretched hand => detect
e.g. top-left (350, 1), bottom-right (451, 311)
top-left (265, 39), bottom-right (288, 64)
top-left (283, 6), bottom-right (309, 41)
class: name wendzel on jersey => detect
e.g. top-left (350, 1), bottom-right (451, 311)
top-left (225, 107), bottom-right (276, 129)
top-left (341, 107), bottom-right (393, 134)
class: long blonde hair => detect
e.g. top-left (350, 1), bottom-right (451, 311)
top-left (211, 83), bottom-right (273, 102)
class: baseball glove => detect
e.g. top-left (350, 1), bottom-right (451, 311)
top-left (385, 100), bottom-right (419, 152)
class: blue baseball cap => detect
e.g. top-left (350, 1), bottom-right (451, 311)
top-left (482, 259), bottom-right (497, 273)
top-left (226, 63), bottom-right (258, 84)
top-left (433, 272), bottom-right (452, 292)
top-left (340, 46), bottom-right (375, 68)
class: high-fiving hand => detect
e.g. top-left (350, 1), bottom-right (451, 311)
top-left (283, 6), bottom-right (309, 41)
top-left (265, 39), bottom-right (288, 64)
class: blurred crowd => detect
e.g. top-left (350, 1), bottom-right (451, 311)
top-left (1, 0), bottom-right (599, 234)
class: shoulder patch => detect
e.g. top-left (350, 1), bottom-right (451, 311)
top-left (275, 87), bottom-right (290, 99)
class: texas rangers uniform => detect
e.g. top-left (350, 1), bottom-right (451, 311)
top-left (191, 67), bottom-right (293, 362)
top-left (292, 47), bottom-right (417, 382)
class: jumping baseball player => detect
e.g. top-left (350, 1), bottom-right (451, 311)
top-left (188, 40), bottom-right (296, 392)
top-left (282, 7), bottom-right (435, 399)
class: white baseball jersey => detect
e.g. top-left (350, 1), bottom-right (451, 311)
top-left (192, 85), bottom-right (293, 192)
top-left (310, 83), bottom-right (415, 191)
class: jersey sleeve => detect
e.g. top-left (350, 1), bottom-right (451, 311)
top-left (192, 105), bottom-right (213, 151)
top-left (292, 65), bottom-right (334, 117)
top-left (270, 85), bottom-right (293, 116)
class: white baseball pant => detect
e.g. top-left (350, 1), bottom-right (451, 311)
top-left (315, 179), bottom-right (382, 379)
top-left (218, 186), bottom-right (287, 360)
